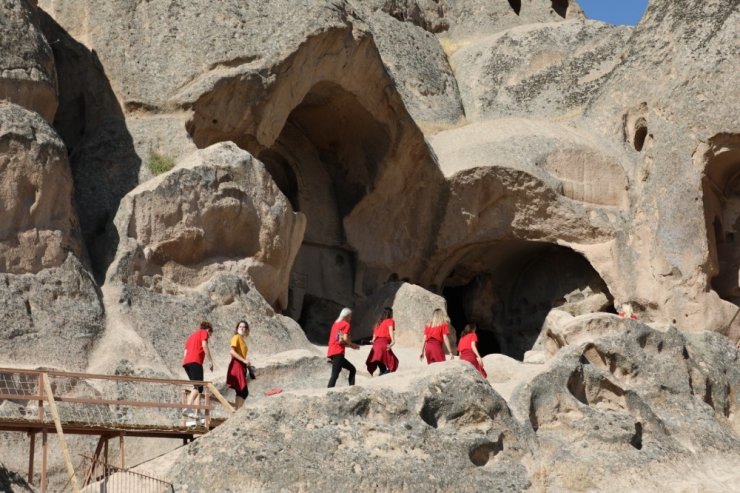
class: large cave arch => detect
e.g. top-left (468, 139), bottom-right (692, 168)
top-left (258, 81), bottom-right (391, 342)
top-left (702, 134), bottom-right (740, 305)
top-left (183, 29), bottom-right (446, 342)
top-left (441, 241), bottom-right (614, 359)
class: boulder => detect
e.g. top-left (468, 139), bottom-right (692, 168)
top-left (100, 142), bottom-right (311, 374)
top-left (451, 19), bottom-right (631, 121)
top-left (110, 142), bottom-right (305, 309)
top-left (0, 103), bottom-right (103, 371)
top-left (146, 363), bottom-right (534, 492)
top-left (0, 103), bottom-right (82, 273)
top-left (353, 282), bottom-right (453, 349)
top-left (0, 0), bottom-right (57, 121)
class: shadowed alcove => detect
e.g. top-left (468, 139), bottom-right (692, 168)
top-left (258, 81), bottom-right (390, 342)
top-left (441, 241), bottom-right (614, 359)
top-left (702, 135), bottom-right (740, 306)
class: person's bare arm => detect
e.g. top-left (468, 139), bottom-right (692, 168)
top-left (230, 347), bottom-right (249, 365)
top-left (443, 334), bottom-right (454, 358)
top-left (340, 333), bottom-right (359, 350)
top-left (202, 340), bottom-right (214, 371)
top-left (472, 340), bottom-right (483, 364)
top-left (388, 325), bottom-right (395, 348)
top-left (419, 340), bottom-right (426, 360)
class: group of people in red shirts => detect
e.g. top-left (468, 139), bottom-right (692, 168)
top-left (180, 306), bottom-right (488, 414)
top-left (326, 306), bottom-right (488, 388)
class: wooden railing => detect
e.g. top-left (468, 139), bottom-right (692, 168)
top-left (0, 367), bottom-right (234, 493)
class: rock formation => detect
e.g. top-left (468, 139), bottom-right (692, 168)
top-left (101, 142), bottom-right (311, 374)
top-left (0, 102), bottom-right (103, 371)
top-left (0, 0), bottom-right (739, 490)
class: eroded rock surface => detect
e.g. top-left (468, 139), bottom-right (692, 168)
top-left (99, 142), bottom-right (310, 373)
top-left (0, 0), bottom-right (57, 121)
top-left (452, 19), bottom-right (631, 120)
top-left (511, 323), bottom-right (740, 491)
top-left (0, 103), bottom-right (103, 370)
top-left (154, 364), bottom-right (534, 492)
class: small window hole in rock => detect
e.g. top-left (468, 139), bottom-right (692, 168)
top-left (469, 434), bottom-right (504, 466)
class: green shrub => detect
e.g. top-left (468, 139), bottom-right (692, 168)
top-left (148, 151), bottom-right (175, 175)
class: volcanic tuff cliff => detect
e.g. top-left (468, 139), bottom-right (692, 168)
top-left (0, 0), bottom-right (738, 491)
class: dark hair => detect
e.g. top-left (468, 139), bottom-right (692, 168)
top-left (374, 306), bottom-right (393, 328)
top-left (200, 321), bottom-right (213, 331)
top-left (234, 320), bottom-right (250, 335)
top-left (461, 323), bottom-right (477, 336)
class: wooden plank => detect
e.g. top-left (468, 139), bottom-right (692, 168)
top-left (83, 436), bottom-right (106, 487)
top-left (0, 367), bottom-right (210, 386)
top-left (41, 373), bottom-right (80, 493)
top-left (0, 393), bottom-right (43, 401)
top-left (41, 430), bottom-right (47, 493)
top-left (27, 432), bottom-right (35, 485)
top-left (119, 433), bottom-right (125, 469)
top-left (206, 383), bottom-right (235, 414)
top-left (52, 395), bottom-right (214, 410)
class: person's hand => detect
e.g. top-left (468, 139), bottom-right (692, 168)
top-left (209, 362), bottom-right (214, 371)
top-left (419, 353), bottom-right (424, 360)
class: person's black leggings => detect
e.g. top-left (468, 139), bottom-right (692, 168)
top-left (328, 354), bottom-right (356, 388)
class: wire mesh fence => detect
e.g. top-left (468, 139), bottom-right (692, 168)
top-left (74, 455), bottom-right (174, 493)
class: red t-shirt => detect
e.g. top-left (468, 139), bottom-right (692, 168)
top-left (374, 319), bottom-right (394, 339)
top-left (327, 320), bottom-right (351, 357)
top-left (457, 333), bottom-right (478, 352)
top-left (183, 329), bottom-right (210, 365)
top-left (424, 323), bottom-right (449, 342)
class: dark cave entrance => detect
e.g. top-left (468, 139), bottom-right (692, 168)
top-left (441, 241), bottom-right (614, 359)
top-left (259, 81), bottom-right (390, 343)
top-left (702, 137), bottom-right (740, 306)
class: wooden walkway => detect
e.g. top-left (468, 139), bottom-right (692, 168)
top-left (0, 367), bottom-right (234, 492)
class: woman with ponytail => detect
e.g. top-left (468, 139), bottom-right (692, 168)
top-left (366, 306), bottom-right (399, 375)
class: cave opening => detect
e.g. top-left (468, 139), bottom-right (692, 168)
top-left (441, 241), bottom-right (614, 359)
top-left (258, 81), bottom-right (390, 342)
top-left (702, 138), bottom-right (740, 305)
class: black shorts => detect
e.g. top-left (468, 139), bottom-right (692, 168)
top-left (183, 363), bottom-right (204, 394)
top-left (235, 386), bottom-right (249, 399)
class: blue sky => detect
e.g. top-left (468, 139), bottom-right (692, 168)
top-left (577, 0), bottom-right (649, 26)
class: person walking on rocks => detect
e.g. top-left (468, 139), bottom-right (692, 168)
top-left (226, 320), bottom-right (250, 409)
top-left (457, 323), bottom-right (487, 378)
top-left (327, 308), bottom-right (359, 387)
top-left (420, 308), bottom-right (454, 364)
top-left (182, 321), bottom-right (214, 418)
top-left (366, 306), bottom-right (399, 376)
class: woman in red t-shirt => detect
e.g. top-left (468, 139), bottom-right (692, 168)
top-left (365, 306), bottom-right (399, 375)
top-left (419, 308), bottom-right (455, 364)
top-left (457, 323), bottom-right (487, 378)
top-left (327, 308), bottom-right (360, 388)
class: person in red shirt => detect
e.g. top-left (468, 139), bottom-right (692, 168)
top-left (419, 308), bottom-right (455, 364)
top-left (327, 308), bottom-right (359, 388)
top-left (365, 307), bottom-right (399, 376)
top-left (182, 321), bottom-right (214, 418)
top-left (457, 323), bottom-right (487, 378)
